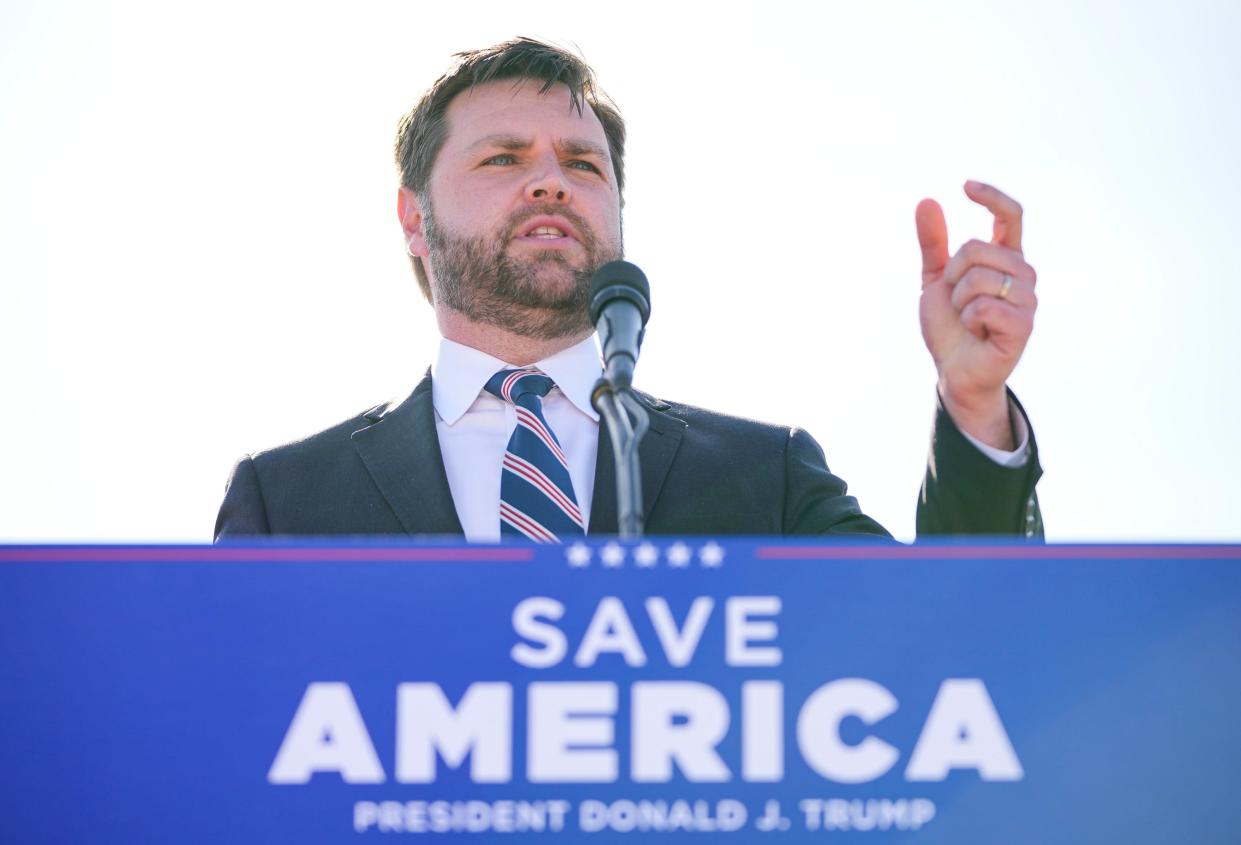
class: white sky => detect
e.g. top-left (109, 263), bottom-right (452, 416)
top-left (2, 0), bottom-right (1238, 542)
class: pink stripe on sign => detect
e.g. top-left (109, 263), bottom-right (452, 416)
top-left (0, 546), bottom-right (536, 563)
top-left (756, 545), bottom-right (1241, 561)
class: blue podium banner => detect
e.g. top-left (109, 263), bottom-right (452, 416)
top-left (2, 540), bottom-right (1239, 843)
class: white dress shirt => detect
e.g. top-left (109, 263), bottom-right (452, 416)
top-left (431, 336), bottom-right (1028, 541)
top-left (432, 336), bottom-right (603, 542)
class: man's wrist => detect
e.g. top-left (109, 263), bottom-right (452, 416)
top-left (937, 379), bottom-right (1013, 450)
top-left (959, 407), bottom-right (1030, 467)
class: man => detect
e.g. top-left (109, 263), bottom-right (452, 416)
top-left (215, 38), bottom-right (1042, 541)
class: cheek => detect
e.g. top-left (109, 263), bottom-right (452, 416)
top-left (434, 183), bottom-right (507, 233)
top-left (601, 207), bottom-right (623, 247)
top-left (584, 192), bottom-right (622, 244)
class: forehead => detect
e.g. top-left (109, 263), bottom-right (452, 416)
top-left (440, 78), bottom-right (609, 153)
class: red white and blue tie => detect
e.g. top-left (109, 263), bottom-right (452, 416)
top-left (484, 368), bottom-right (586, 542)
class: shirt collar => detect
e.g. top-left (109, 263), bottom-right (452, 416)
top-left (431, 336), bottom-right (602, 425)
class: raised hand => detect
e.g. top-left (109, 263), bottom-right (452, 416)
top-left (916, 181), bottom-right (1037, 449)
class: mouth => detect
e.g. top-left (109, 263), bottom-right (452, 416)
top-left (514, 215), bottom-right (580, 246)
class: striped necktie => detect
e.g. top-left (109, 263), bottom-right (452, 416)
top-left (484, 368), bottom-right (586, 542)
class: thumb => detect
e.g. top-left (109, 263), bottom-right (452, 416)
top-left (915, 198), bottom-right (949, 288)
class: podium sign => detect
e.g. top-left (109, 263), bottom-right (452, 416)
top-left (2, 541), bottom-right (1239, 843)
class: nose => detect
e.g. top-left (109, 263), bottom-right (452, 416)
top-left (525, 159), bottom-right (570, 204)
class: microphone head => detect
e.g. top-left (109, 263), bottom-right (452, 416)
top-left (589, 260), bottom-right (651, 325)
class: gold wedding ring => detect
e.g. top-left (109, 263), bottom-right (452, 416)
top-left (998, 273), bottom-right (1014, 300)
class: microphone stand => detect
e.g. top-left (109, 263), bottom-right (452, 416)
top-left (591, 380), bottom-right (650, 539)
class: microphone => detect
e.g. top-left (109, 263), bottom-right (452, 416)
top-left (589, 260), bottom-right (651, 391)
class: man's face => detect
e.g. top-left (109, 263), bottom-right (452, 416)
top-left (411, 79), bottom-right (623, 339)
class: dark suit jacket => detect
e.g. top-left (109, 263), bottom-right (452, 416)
top-left (214, 374), bottom-right (1042, 539)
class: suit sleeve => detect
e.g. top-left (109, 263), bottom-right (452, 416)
top-left (214, 456), bottom-right (272, 539)
top-left (783, 428), bottom-right (893, 538)
top-left (916, 390), bottom-right (1044, 538)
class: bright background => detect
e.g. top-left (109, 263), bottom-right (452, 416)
top-left (2, 1), bottom-right (1238, 542)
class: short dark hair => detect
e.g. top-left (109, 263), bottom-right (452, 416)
top-left (394, 37), bottom-right (627, 301)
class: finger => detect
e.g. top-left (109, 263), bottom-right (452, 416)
top-left (960, 296), bottom-right (1033, 348)
top-left (942, 240), bottom-right (1037, 289)
top-left (951, 266), bottom-right (1038, 313)
top-left (964, 180), bottom-right (1023, 252)
top-left (942, 238), bottom-right (1037, 287)
top-left (915, 198), bottom-right (949, 288)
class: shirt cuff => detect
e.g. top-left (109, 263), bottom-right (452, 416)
top-left (958, 398), bottom-right (1031, 468)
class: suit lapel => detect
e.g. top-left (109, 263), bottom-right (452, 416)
top-left (351, 372), bottom-right (464, 536)
top-left (349, 373), bottom-right (682, 538)
top-left (588, 393), bottom-right (686, 535)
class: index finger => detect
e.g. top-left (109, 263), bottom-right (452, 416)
top-left (964, 180), bottom-right (1023, 253)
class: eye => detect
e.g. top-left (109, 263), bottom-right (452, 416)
top-left (567, 160), bottom-right (601, 174)
top-left (482, 153), bottom-right (517, 166)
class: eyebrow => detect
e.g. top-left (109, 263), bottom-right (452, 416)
top-left (467, 133), bottom-right (609, 160)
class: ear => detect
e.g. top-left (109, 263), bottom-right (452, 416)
top-left (397, 186), bottom-right (429, 257)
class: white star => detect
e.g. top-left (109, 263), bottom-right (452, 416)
top-left (699, 541), bottom-right (725, 568)
top-left (566, 542), bottom-right (591, 568)
top-left (600, 542), bottom-right (626, 568)
top-left (634, 542), bottom-right (660, 568)
top-left (667, 542), bottom-right (692, 568)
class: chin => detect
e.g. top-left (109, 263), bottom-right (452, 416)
top-left (514, 260), bottom-right (590, 296)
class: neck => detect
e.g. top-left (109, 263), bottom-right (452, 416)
top-left (436, 310), bottom-right (592, 366)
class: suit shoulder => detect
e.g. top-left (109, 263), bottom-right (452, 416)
top-left (219, 391), bottom-right (418, 536)
top-left (646, 394), bottom-right (796, 439)
top-left (639, 393), bottom-right (808, 477)
top-left (245, 396), bottom-right (402, 470)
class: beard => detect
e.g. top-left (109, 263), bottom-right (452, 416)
top-left (423, 202), bottom-right (621, 341)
